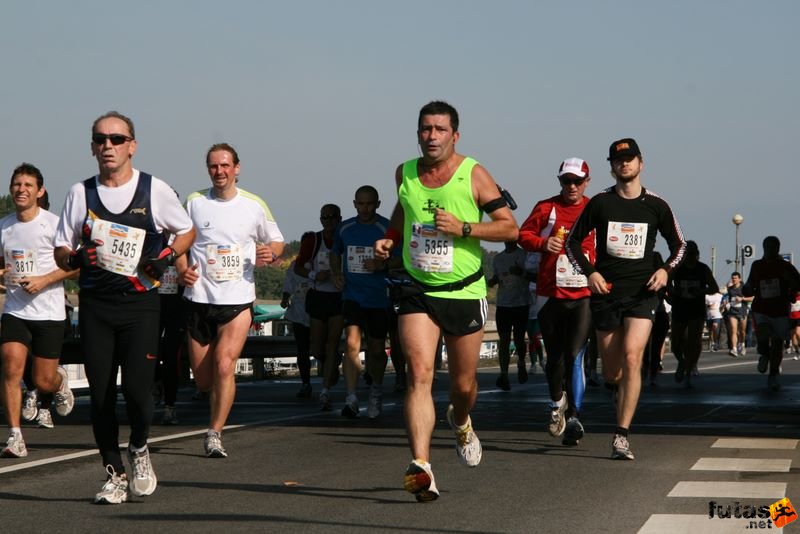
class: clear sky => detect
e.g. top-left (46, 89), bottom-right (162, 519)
top-left (2, 1), bottom-right (797, 280)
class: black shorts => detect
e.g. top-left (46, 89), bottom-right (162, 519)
top-left (1, 314), bottom-right (66, 359)
top-left (792, 318), bottom-right (800, 328)
top-left (186, 301), bottom-right (253, 345)
top-left (590, 294), bottom-right (659, 332)
top-left (306, 289), bottom-right (342, 321)
top-left (396, 294), bottom-right (487, 337)
top-left (495, 305), bottom-right (529, 335)
top-left (342, 300), bottom-right (389, 340)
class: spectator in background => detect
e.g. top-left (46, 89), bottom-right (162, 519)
top-left (281, 260), bottom-right (312, 398)
top-left (487, 240), bottom-right (529, 391)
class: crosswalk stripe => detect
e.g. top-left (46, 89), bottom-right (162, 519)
top-left (638, 514), bottom-right (763, 533)
top-left (711, 437), bottom-right (798, 449)
top-left (691, 458), bottom-right (791, 472)
top-left (667, 481), bottom-right (785, 498)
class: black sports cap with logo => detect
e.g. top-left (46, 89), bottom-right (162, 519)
top-left (607, 138), bottom-right (641, 161)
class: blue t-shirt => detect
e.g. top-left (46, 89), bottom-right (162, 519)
top-left (332, 214), bottom-right (392, 308)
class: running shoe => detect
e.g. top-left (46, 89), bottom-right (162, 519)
top-left (367, 386), bottom-right (382, 419)
top-left (127, 446), bottom-right (157, 496)
top-left (674, 361), bottom-right (685, 383)
top-left (37, 408), bottom-right (54, 429)
top-left (495, 374), bottom-right (511, 391)
top-left (728, 349), bottom-right (739, 358)
top-left (517, 359), bottom-right (528, 384)
top-left (204, 431), bottom-right (228, 458)
top-left (296, 383), bottom-right (312, 399)
top-left (161, 405), bottom-right (179, 425)
top-left (767, 374), bottom-right (781, 391)
top-left (319, 391), bottom-right (332, 412)
top-left (403, 459), bottom-right (439, 502)
top-left (341, 395), bottom-right (359, 419)
top-left (562, 417), bottom-right (584, 446)
top-left (21, 389), bottom-right (38, 422)
top-left (738, 344), bottom-right (746, 356)
top-left (94, 465), bottom-right (129, 504)
top-left (611, 434), bottom-right (635, 460)
top-left (547, 393), bottom-right (567, 437)
top-left (1, 432), bottom-right (27, 458)
top-left (757, 354), bottom-right (769, 374)
top-left (53, 366), bottom-right (75, 417)
top-left (446, 404), bottom-right (482, 467)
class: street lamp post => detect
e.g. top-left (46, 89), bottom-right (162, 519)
top-left (733, 214), bottom-right (744, 273)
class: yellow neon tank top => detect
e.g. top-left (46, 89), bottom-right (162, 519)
top-left (399, 156), bottom-right (485, 299)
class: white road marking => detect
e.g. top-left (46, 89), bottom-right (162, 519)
top-left (712, 438), bottom-right (798, 449)
top-left (667, 481), bottom-right (785, 498)
top-left (691, 457), bottom-right (791, 472)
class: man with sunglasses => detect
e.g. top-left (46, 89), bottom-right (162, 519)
top-left (566, 139), bottom-right (686, 461)
top-left (55, 111), bottom-right (195, 504)
top-left (179, 143), bottom-right (284, 459)
top-left (519, 158), bottom-right (595, 446)
top-left (374, 101), bottom-right (518, 502)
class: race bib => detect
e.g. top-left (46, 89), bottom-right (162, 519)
top-left (759, 278), bottom-right (781, 299)
top-left (408, 222), bottom-right (453, 273)
top-left (158, 265), bottom-right (179, 294)
top-left (346, 245), bottom-right (374, 274)
top-left (555, 254), bottom-right (588, 288)
top-left (3, 248), bottom-right (38, 286)
top-left (606, 221), bottom-right (647, 259)
top-left (91, 219), bottom-right (146, 276)
top-left (206, 244), bottom-right (243, 282)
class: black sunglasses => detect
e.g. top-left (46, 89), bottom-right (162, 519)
top-left (320, 215), bottom-right (339, 220)
top-left (92, 133), bottom-right (134, 146)
top-left (559, 176), bottom-right (586, 187)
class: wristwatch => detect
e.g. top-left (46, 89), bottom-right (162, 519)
top-left (462, 222), bottom-right (472, 237)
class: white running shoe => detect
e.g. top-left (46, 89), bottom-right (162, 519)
top-left (403, 459), bottom-right (439, 502)
top-left (53, 366), bottom-right (74, 417)
top-left (611, 434), bottom-right (635, 460)
top-left (21, 390), bottom-right (38, 422)
top-left (127, 446), bottom-right (157, 496)
top-left (367, 385), bottom-right (383, 419)
top-left (445, 404), bottom-right (482, 467)
top-left (37, 409), bottom-right (54, 429)
top-left (547, 393), bottom-right (567, 437)
top-left (94, 465), bottom-right (129, 504)
top-left (1, 432), bottom-right (28, 458)
top-left (204, 431), bottom-right (228, 458)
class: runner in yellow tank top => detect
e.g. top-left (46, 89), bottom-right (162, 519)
top-left (374, 101), bottom-right (518, 502)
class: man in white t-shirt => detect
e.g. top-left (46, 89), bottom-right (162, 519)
top-left (487, 241), bottom-right (530, 390)
top-left (705, 289), bottom-right (724, 351)
top-left (179, 143), bottom-right (285, 459)
top-left (1, 163), bottom-right (77, 459)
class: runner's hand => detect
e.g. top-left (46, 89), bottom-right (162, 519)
top-left (141, 247), bottom-right (177, 280)
top-left (67, 241), bottom-right (99, 270)
top-left (374, 239), bottom-right (393, 259)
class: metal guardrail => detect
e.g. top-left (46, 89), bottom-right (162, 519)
top-left (60, 335), bottom-right (305, 380)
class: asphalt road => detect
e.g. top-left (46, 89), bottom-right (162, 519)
top-left (1, 350), bottom-right (798, 534)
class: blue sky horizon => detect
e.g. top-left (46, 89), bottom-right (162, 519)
top-left (2, 1), bottom-right (797, 280)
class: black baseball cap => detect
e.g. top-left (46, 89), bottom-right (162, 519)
top-left (607, 138), bottom-right (641, 161)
